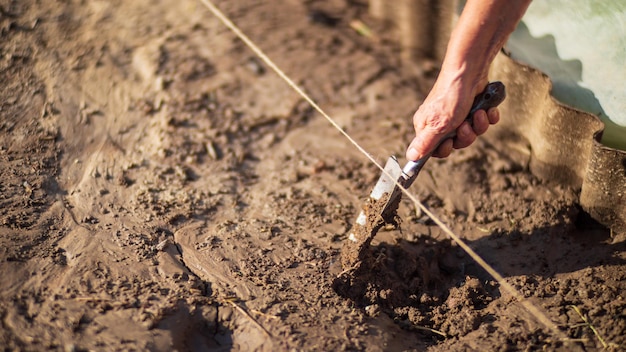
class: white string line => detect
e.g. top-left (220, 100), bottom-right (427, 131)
top-left (199, 0), bottom-right (566, 340)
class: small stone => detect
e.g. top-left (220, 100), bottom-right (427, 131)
top-left (365, 304), bottom-right (380, 317)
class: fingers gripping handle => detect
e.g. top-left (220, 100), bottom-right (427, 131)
top-left (402, 81), bottom-right (506, 187)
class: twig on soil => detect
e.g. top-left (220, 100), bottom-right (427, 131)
top-left (569, 305), bottom-right (609, 349)
top-left (250, 308), bottom-right (280, 320)
top-left (349, 19), bottom-right (377, 42)
top-left (476, 226), bottom-right (492, 233)
top-left (413, 325), bottom-right (447, 338)
top-left (561, 338), bottom-right (590, 344)
top-left (73, 297), bottom-right (110, 302)
top-left (220, 296), bottom-right (273, 338)
top-left (336, 261), bottom-right (361, 278)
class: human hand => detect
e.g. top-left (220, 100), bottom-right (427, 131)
top-left (405, 82), bottom-right (500, 161)
top-left (401, 0), bottom-right (527, 161)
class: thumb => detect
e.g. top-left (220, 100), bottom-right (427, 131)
top-left (405, 130), bottom-right (449, 161)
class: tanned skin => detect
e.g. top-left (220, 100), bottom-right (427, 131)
top-left (406, 0), bottom-right (532, 161)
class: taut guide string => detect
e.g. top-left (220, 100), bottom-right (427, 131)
top-left (199, 0), bottom-right (568, 341)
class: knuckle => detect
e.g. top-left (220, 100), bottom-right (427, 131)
top-left (424, 115), bottom-right (452, 135)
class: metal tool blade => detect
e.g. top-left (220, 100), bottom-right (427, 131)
top-left (375, 81), bottom-right (506, 221)
top-left (369, 156), bottom-right (403, 201)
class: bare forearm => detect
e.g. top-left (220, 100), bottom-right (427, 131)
top-left (406, 0), bottom-right (531, 161)
top-left (440, 0), bottom-right (531, 94)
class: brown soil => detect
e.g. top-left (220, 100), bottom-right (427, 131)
top-left (1, 0), bottom-right (625, 351)
top-left (340, 192), bottom-right (390, 271)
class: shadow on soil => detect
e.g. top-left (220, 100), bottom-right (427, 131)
top-left (155, 299), bottom-right (234, 352)
top-left (333, 209), bottom-right (625, 341)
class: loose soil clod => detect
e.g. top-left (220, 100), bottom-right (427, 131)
top-left (340, 193), bottom-right (392, 271)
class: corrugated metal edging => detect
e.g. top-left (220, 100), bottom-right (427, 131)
top-left (491, 51), bottom-right (625, 234)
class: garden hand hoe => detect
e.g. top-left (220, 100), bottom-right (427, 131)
top-left (341, 81), bottom-right (506, 270)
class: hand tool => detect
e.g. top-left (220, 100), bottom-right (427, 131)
top-left (341, 81), bottom-right (506, 270)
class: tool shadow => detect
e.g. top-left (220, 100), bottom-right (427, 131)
top-left (333, 209), bottom-right (625, 332)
